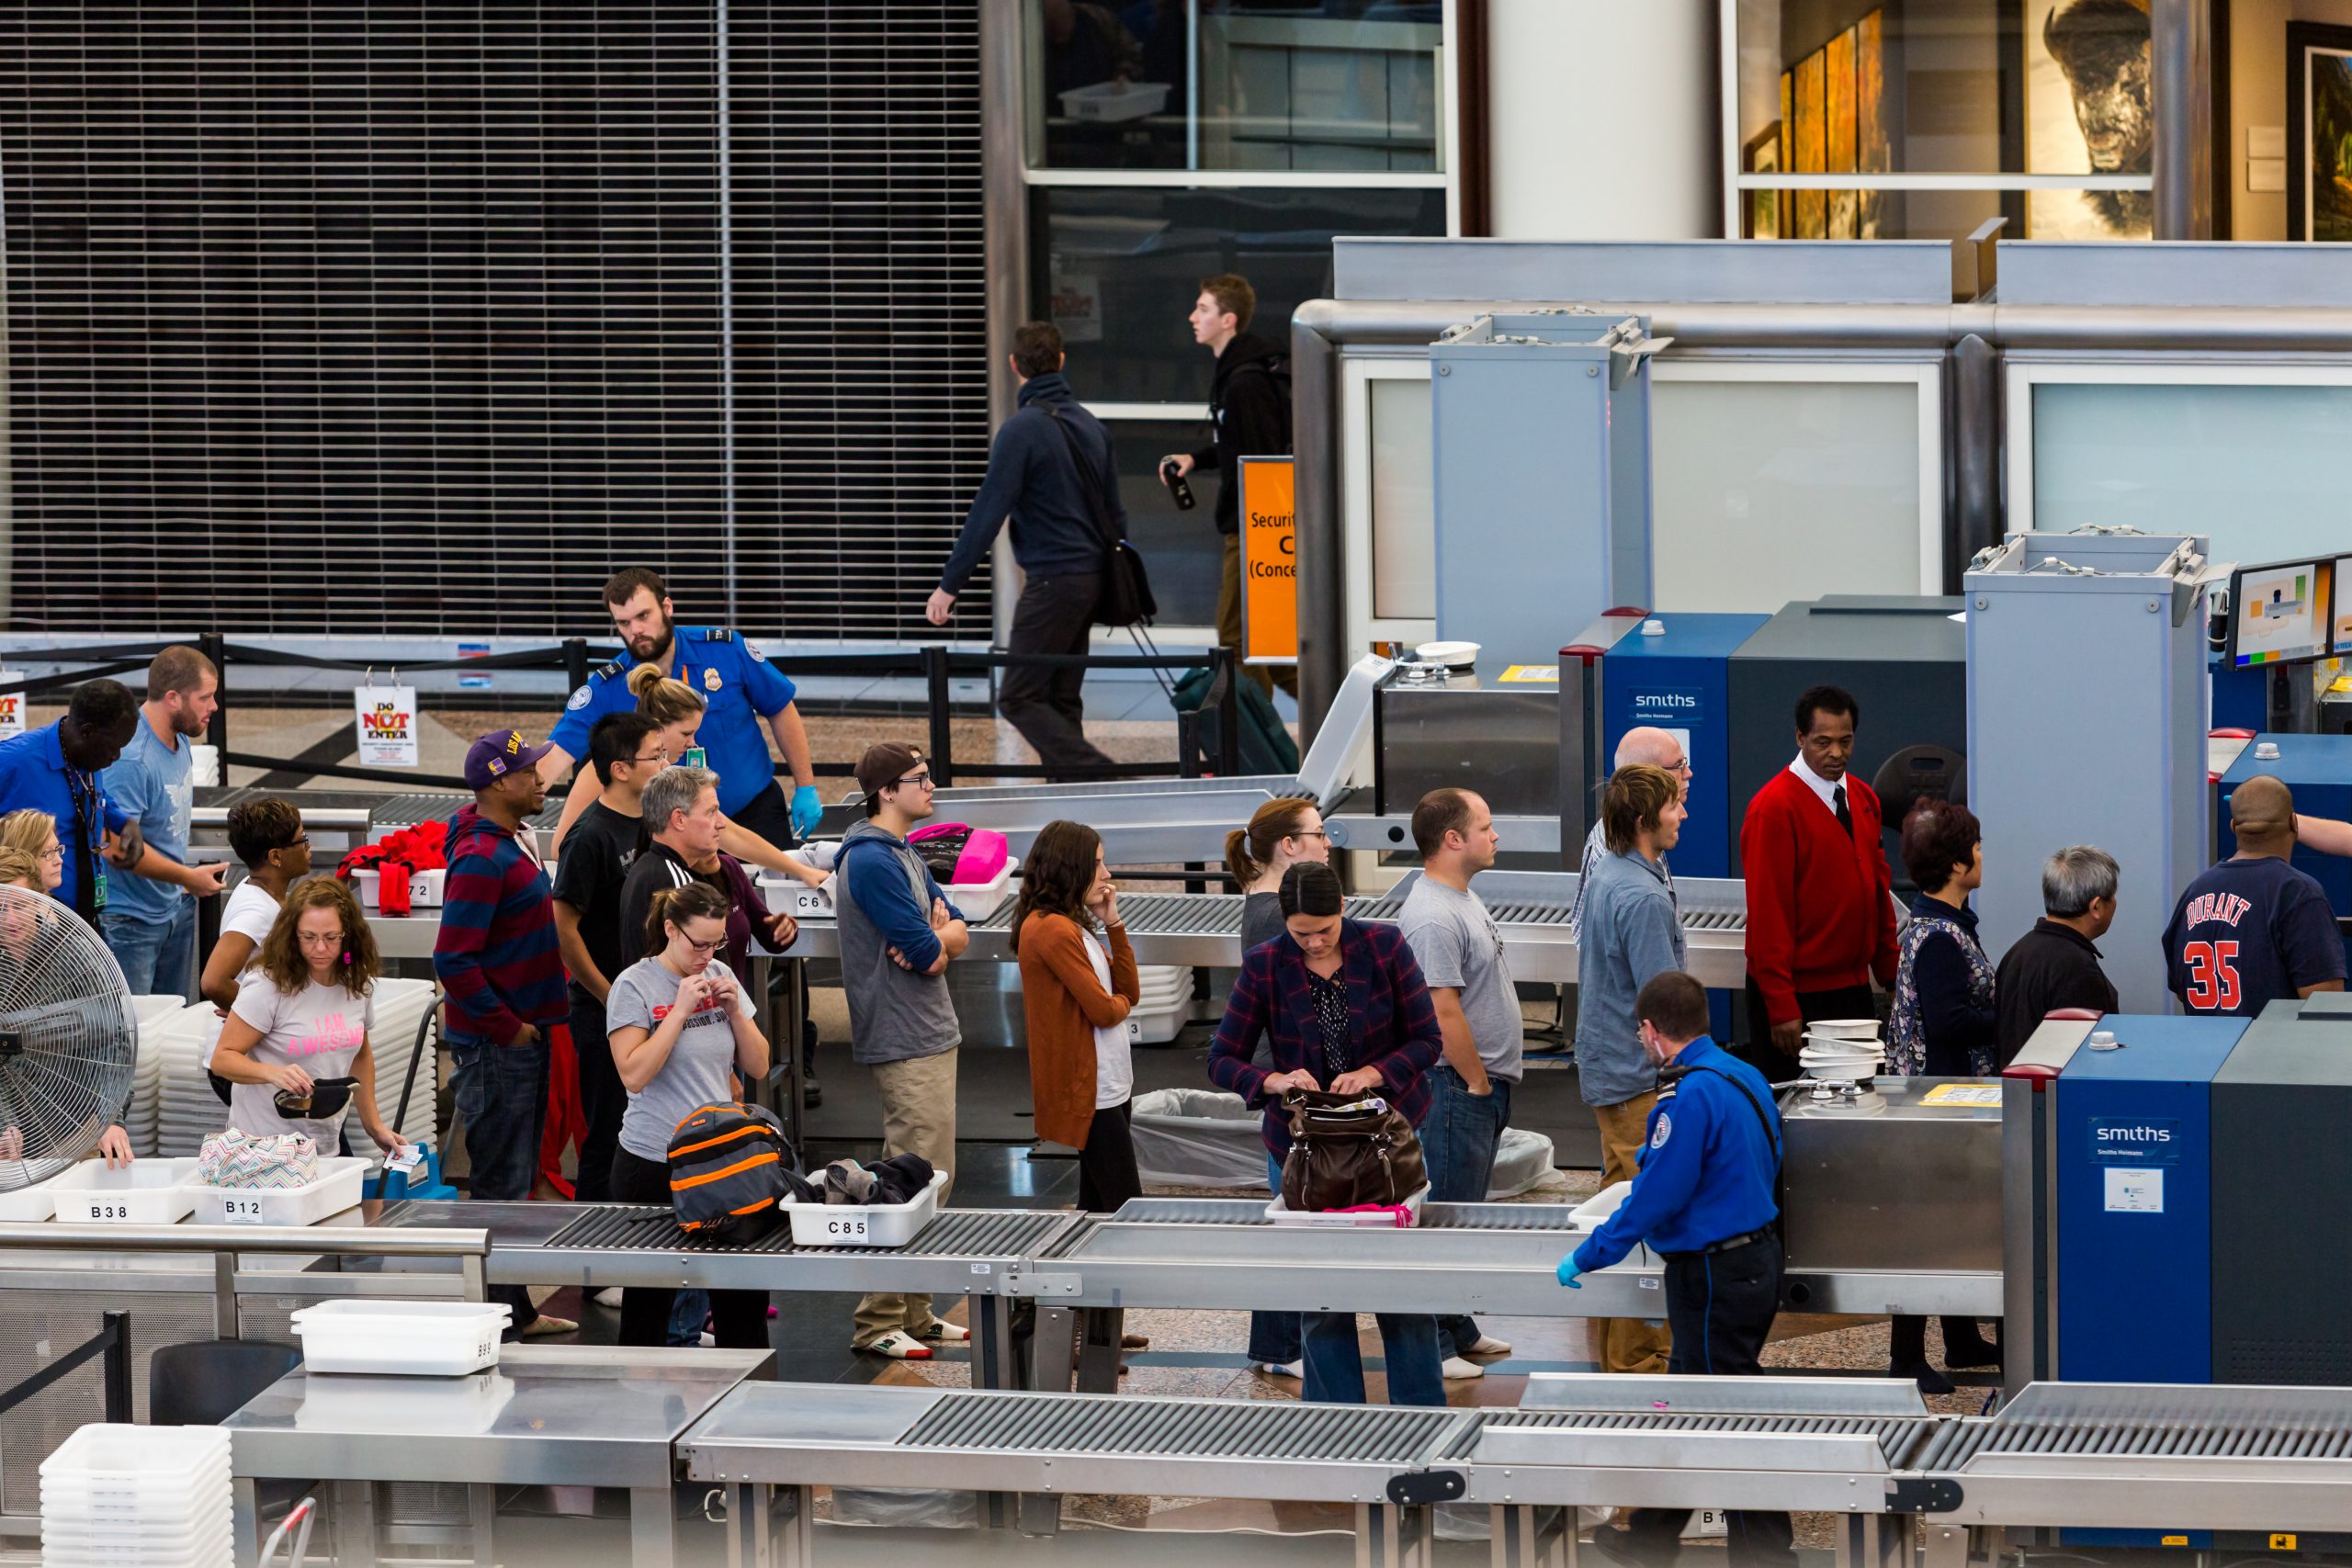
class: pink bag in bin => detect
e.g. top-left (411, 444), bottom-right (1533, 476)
top-left (906, 823), bottom-right (1008, 887)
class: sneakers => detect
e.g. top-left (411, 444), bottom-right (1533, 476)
top-left (1442, 1355), bottom-right (1487, 1381)
top-left (861, 1331), bottom-right (934, 1360)
top-left (1253, 1359), bottom-right (1302, 1379)
top-left (593, 1287), bottom-right (624, 1311)
top-left (1462, 1334), bottom-right (1512, 1357)
top-left (520, 1314), bottom-right (580, 1339)
top-left (921, 1321), bottom-right (972, 1345)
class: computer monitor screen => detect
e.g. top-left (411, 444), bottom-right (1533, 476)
top-left (2332, 556), bottom-right (2352, 655)
top-left (2231, 558), bottom-right (2335, 668)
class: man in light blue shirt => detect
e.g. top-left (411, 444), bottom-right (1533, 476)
top-left (1574, 761), bottom-right (1688, 1376)
top-left (100, 648), bottom-right (230, 997)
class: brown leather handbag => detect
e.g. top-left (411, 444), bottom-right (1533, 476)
top-left (1278, 1088), bottom-right (1428, 1211)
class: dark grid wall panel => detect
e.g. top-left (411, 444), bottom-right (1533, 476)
top-left (729, 3), bottom-right (989, 639)
top-left (0, 3), bottom-right (989, 637)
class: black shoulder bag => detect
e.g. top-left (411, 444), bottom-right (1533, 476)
top-left (1045, 403), bottom-right (1157, 627)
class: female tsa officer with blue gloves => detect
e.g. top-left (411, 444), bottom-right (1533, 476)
top-left (1558, 970), bottom-right (1793, 1568)
top-left (542, 566), bottom-right (823, 859)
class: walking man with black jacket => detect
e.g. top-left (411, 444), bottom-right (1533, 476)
top-left (928, 321), bottom-right (1121, 780)
top-left (1161, 274), bottom-right (1295, 697)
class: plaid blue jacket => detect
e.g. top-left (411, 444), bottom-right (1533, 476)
top-left (1206, 919), bottom-right (1443, 1157)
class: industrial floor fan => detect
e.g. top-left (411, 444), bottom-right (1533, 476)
top-left (0, 886), bottom-right (139, 1190)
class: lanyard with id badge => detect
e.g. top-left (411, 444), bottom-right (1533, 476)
top-left (64, 766), bottom-right (106, 914)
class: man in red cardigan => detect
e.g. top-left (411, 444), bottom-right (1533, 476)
top-left (1741, 685), bottom-right (1899, 1077)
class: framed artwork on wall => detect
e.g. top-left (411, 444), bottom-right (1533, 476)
top-left (1745, 124), bottom-right (1784, 239)
top-left (2288, 21), bottom-right (2352, 242)
top-left (2022, 0), bottom-right (2153, 239)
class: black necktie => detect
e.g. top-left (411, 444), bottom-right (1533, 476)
top-left (1833, 784), bottom-right (1854, 839)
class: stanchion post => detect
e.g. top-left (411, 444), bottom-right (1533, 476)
top-left (923, 645), bottom-right (956, 789)
top-left (100, 1310), bottom-right (131, 1424)
top-left (1213, 646), bottom-right (1241, 776)
top-left (198, 631), bottom-right (228, 755)
top-left (561, 636), bottom-right (589, 695)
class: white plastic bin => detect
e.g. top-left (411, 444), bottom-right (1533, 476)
top-left (47, 1158), bottom-right (197, 1224)
top-left (0, 1181), bottom-right (56, 1222)
top-left (1058, 80), bottom-right (1171, 121)
top-left (1266, 1184), bottom-right (1430, 1227)
top-left (189, 1156), bottom-right (368, 1226)
top-left (41, 1423), bottom-right (230, 1488)
top-left (288, 1299), bottom-right (510, 1376)
top-left (1565, 1181), bottom-right (1659, 1267)
top-left (349, 867), bottom-right (446, 909)
top-left (780, 1169), bottom-right (946, 1247)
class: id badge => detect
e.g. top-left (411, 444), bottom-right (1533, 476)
top-left (92, 866), bottom-right (107, 913)
top-left (682, 746), bottom-right (707, 769)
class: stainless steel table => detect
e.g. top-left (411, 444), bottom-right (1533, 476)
top-left (224, 1343), bottom-right (770, 1568)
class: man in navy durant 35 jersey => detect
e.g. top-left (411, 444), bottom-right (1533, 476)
top-left (2163, 776), bottom-right (2345, 1017)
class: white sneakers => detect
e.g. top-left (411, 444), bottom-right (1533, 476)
top-left (1461, 1335), bottom-right (1513, 1356)
top-left (1254, 1359), bottom-right (1303, 1378)
top-left (593, 1287), bottom-right (624, 1310)
top-left (1442, 1356), bottom-right (1486, 1381)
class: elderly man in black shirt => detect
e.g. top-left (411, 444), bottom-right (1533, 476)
top-left (1993, 845), bottom-right (2121, 1066)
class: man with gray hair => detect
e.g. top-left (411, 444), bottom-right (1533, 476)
top-left (1566, 728), bottom-right (1692, 941)
top-left (1992, 846), bottom-right (2121, 1066)
top-left (619, 764), bottom-right (796, 982)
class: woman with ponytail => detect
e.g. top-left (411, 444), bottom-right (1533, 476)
top-left (604, 879), bottom-right (773, 1349)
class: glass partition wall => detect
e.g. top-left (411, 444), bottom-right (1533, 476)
top-left (1014, 0), bottom-right (1458, 643)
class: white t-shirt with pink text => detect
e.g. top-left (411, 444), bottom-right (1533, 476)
top-left (226, 976), bottom-right (376, 1143)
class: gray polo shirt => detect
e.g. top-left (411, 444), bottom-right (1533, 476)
top-left (1396, 876), bottom-right (1523, 1084)
top-left (1574, 847), bottom-right (1685, 1108)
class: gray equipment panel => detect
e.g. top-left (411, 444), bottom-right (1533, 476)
top-left (1780, 1077), bottom-right (2005, 1280)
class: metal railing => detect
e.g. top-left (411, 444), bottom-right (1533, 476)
top-left (0, 636), bottom-right (1250, 794)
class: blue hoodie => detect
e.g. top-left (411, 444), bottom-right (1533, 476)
top-left (936, 372), bottom-right (1124, 595)
top-left (835, 820), bottom-right (968, 1066)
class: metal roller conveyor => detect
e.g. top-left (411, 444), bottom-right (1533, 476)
top-left (1036, 1197), bottom-right (1997, 1321)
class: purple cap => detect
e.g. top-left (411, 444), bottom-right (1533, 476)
top-left (464, 728), bottom-right (554, 790)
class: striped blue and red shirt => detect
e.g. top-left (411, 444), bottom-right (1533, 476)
top-left (433, 805), bottom-right (569, 1045)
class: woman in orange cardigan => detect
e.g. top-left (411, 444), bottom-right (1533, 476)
top-left (1013, 819), bottom-right (1142, 1213)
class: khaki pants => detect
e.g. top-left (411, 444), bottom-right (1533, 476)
top-left (1591, 1091), bottom-right (1672, 1375)
top-left (851, 1049), bottom-right (960, 1347)
top-left (1216, 533), bottom-right (1295, 699)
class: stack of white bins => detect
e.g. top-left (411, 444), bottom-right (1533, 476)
top-left (1127, 965), bottom-right (1192, 1044)
top-left (126, 998), bottom-right (196, 1158)
top-left (150, 1006), bottom-right (231, 1158)
top-left (347, 977), bottom-right (436, 1160)
top-left (40, 1424), bottom-right (233, 1568)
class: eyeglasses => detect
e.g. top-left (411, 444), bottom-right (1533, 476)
top-left (1288, 829), bottom-right (1329, 841)
top-left (630, 751), bottom-right (671, 764)
top-left (895, 772), bottom-right (935, 790)
top-left (36, 846), bottom-right (62, 863)
top-left (677, 932), bottom-right (723, 955)
top-left (283, 835), bottom-right (311, 850)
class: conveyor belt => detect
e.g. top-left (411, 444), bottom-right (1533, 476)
top-left (1098, 1197), bottom-right (1596, 1232)
top-left (539, 1205), bottom-right (1066, 1261)
top-left (899, 1390), bottom-right (1461, 1464)
top-left (1462, 1409), bottom-right (1935, 1464)
top-left (1916, 1383), bottom-right (2352, 1468)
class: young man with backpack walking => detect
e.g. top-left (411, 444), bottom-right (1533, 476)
top-left (1161, 273), bottom-right (1295, 699)
top-left (927, 321), bottom-right (1123, 781)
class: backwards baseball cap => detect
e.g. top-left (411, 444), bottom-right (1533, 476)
top-left (465, 728), bottom-right (555, 790)
top-left (855, 741), bottom-right (927, 810)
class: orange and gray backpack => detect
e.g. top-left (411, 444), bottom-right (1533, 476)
top-left (666, 1102), bottom-right (798, 1241)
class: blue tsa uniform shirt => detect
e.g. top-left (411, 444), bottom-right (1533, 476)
top-left (2162, 855), bottom-right (2346, 1018)
top-left (549, 627), bottom-right (796, 818)
top-left (0, 721), bottom-right (130, 919)
top-left (1570, 1037), bottom-right (1781, 1273)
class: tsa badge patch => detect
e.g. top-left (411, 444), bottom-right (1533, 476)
top-left (704, 667), bottom-right (723, 693)
top-left (1650, 1112), bottom-right (1672, 1149)
top-left (566, 685), bottom-right (592, 711)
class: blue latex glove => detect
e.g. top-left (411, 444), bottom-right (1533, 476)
top-left (790, 784), bottom-right (823, 840)
top-left (1555, 1256), bottom-right (1584, 1289)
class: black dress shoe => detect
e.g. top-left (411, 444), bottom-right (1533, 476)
top-left (1942, 1337), bottom-right (2001, 1370)
top-left (802, 1076), bottom-right (822, 1108)
top-left (1891, 1359), bottom-right (1954, 1395)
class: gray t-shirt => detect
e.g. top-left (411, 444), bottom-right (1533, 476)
top-left (1396, 877), bottom-right (1523, 1084)
top-left (606, 955), bottom-right (757, 1162)
top-left (226, 976), bottom-right (377, 1143)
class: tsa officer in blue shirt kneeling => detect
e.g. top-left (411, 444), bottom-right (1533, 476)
top-left (1559, 970), bottom-right (1793, 1568)
top-left (542, 566), bottom-right (822, 863)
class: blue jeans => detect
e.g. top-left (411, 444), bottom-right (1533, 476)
top-left (669, 1290), bottom-right (713, 1346)
top-left (450, 1036), bottom-right (550, 1335)
top-left (1302, 1310), bottom-right (1445, 1407)
top-left (103, 901), bottom-right (196, 999)
top-left (1419, 1066), bottom-right (1512, 1359)
top-left (1246, 1153), bottom-right (1302, 1364)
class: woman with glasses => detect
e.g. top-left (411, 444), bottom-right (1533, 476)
top-left (198, 798), bottom-right (310, 1011)
top-left (209, 878), bottom-right (410, 1160)
top-left (0, 809), bottom-right (64, 897)
top-left (1222, 797), bottom-right (1329, 1376)
top-left (605, 879), bottom-right (772, 1349)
